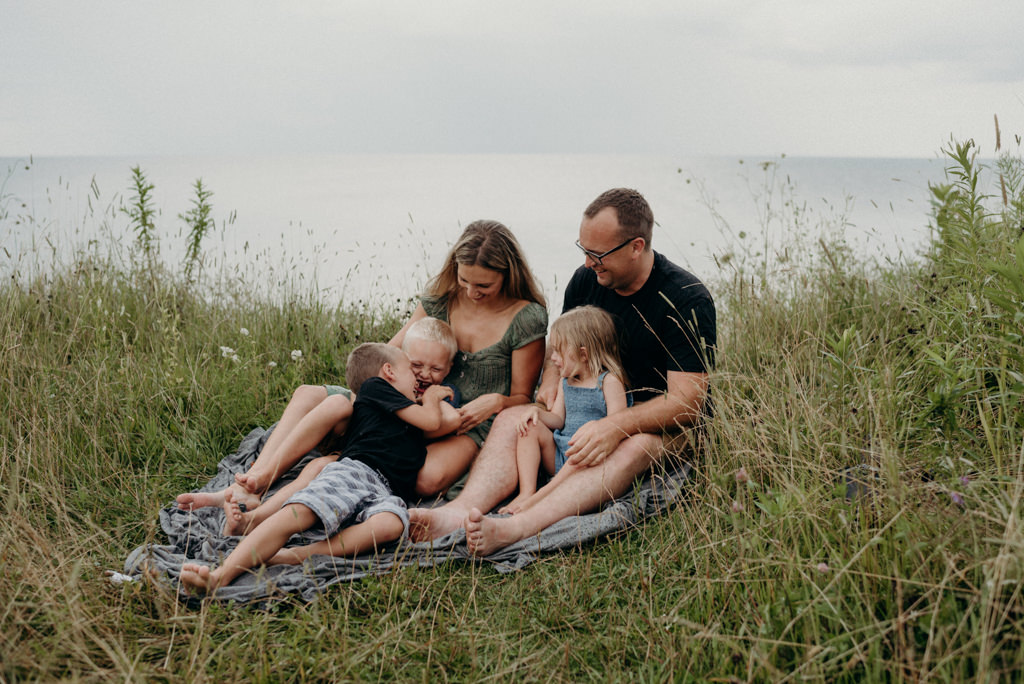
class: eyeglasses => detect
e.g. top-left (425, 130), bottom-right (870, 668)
top-left (574, 237), bottom-right (636, 265)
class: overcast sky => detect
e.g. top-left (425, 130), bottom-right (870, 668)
top-left (3, 0), bottom-right (1023, 158)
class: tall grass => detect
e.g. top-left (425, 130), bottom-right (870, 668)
top-left (2, 141), bottom-right (1023, 680)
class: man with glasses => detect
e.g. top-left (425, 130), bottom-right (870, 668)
top-left (409, 188), bottom-right (716, 555)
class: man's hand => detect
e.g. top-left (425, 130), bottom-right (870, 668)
top-left (534, 383), bottom-right (556, 411)
top-left (565, 417), bottom-right (627, 467)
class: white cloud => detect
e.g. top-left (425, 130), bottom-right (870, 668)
top-left (2, 0), bottom-right (1023, 157)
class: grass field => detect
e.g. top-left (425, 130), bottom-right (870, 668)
top-left (2, 139), bottom-right (1024, 681)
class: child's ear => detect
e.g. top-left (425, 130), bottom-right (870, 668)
top-left (381, 362), bottom-right (397, 381)
top-left (579, 345), bottom-right (589, 361)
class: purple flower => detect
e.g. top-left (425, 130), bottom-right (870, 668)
top-left (816, 562), bottom-right (830, 574)
top-left (735, 467), bottom-right (749, 484)
top-left (730, 500), bottom-right (744, 513)
top-left (950, 491), bottom-right (965, 507)
top-left (959, 475), bottom-right (970, 487)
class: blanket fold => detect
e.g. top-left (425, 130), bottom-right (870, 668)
top-left (125, 426), bottom-right (690, 605)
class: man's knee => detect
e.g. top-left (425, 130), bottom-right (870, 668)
top-left (613, 433), bottom-right (663, 472)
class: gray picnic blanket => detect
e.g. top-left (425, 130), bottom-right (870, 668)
top-left (124, 425), bottom-right (691, 605)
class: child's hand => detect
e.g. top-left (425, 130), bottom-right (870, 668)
top-left (516, 406), bottom-right (541, 436)
top-left (421, 384), bottom-right (454, 405)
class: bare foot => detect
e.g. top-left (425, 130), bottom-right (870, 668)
top-left (222, 490), bottom-right (256, 536)
top-left (497, 492), bottom-right (532, 516)
top-left (465, 507), bottom-right (523, 557)
top-left (235, 470), bottom-right (271, 496)
top-left (179, 563), bottom-right (217, 593)
top-left (176, 490), bottom-right (226, 511)
top-left (408, 505), bottom-right (467, 542)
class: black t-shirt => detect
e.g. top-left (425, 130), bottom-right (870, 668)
top-left (562, 251), bottom-right (716, 406)
top-left (342, 377), bottom-right (424, 500)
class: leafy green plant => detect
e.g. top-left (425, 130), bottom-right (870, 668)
top-left (122, 165), bottom-right (158, 260)
top-left (179, 178), bottom-right (214, 282)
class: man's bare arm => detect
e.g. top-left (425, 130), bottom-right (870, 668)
top-left (565, 369), bottom-right (709, 467)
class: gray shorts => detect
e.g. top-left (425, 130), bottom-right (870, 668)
top-left (324, 385), bottom-right (353, 399)
top-left (287, 457), bottom-right (409, 539)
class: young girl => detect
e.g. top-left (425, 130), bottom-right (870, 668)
top-left (498, 305), bottom-right (627, 515)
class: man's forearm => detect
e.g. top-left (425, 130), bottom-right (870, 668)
top-left (606, 375), bottom-right (708, 436)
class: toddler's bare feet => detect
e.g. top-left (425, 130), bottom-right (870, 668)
top-left (179, 563), bottom-right (218, 593)
top-left (465, 507), bottom-right (523, 557)
top-left (408, 505), bottom-right (467, 542)
top-left (235, 470), bottom-right (271, 496)
top-left (176, 482), bottom-right (260, 511)
top-left (175, 490), bottom-right (226, 511)
top-left (497, 493), bottom-right (532, 515)
top-left (221, 490), bottom-right (256, 536)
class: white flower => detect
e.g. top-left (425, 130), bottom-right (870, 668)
top-left (240, 327), bottom-right (250, 336)
top-left (291, 349), bottom-right (303, 361)
top-left (220, 346), bottom-right (235, 358)
top-left (267, 361), bottom-right (278, 368)
top-left (231, 354), bottom-right (240, 363)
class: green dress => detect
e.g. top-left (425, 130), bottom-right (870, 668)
top-left (421, 295), bottom-right (548, 446)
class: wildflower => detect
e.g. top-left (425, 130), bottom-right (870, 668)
top-left (735, 467), bottom-right (749, 484)
top-left (219, 346), bottom-right (235, 358)
top-left (291, 349), bottom-right (303, 361)
top-left (267, 361), bottom-right (278, 368)
top-left (959, 475), bottom-right (970, 487)
top-left (240, 327), bottom-right (250, 336)
top-left (950, 491), bottom-right (965, 507)
top-left (730, 500), bottom-right (744, 513)
top-left (816, 562), bottom-right (830, 574)
top-left (231, 354), bottom-right (240, 363)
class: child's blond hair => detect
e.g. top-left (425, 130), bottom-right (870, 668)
top-left (549, 306), bottom-right (626, 385)
top-left (403, 317), bottom-right (458, 360)
top-left (346, 343), bottom-right (405, 391)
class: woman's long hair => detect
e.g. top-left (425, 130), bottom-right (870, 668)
top-left (426, 220), bottom-right (546, 308)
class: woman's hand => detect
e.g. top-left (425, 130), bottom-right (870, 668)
top-left (456, 393), bottom-right (504, 434)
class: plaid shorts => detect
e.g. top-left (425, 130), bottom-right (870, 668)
top-left (287, 457), bottom-right (409, 539)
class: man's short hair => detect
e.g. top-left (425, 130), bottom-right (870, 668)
top-left (402, 317), bottom-right (458, 360)
top-left (346, 342), bottom-right (404, 391)
top-left (584, 188), bottom-right (654, 248)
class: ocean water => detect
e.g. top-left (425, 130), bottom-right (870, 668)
top-left (0, 154), bottom-right (951, 308)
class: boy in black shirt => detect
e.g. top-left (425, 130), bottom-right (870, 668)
top-left (179, 343), bottom-right (452, 593)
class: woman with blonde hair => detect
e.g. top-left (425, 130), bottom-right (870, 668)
top-left (391, 219), bottom-right (548, 497)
